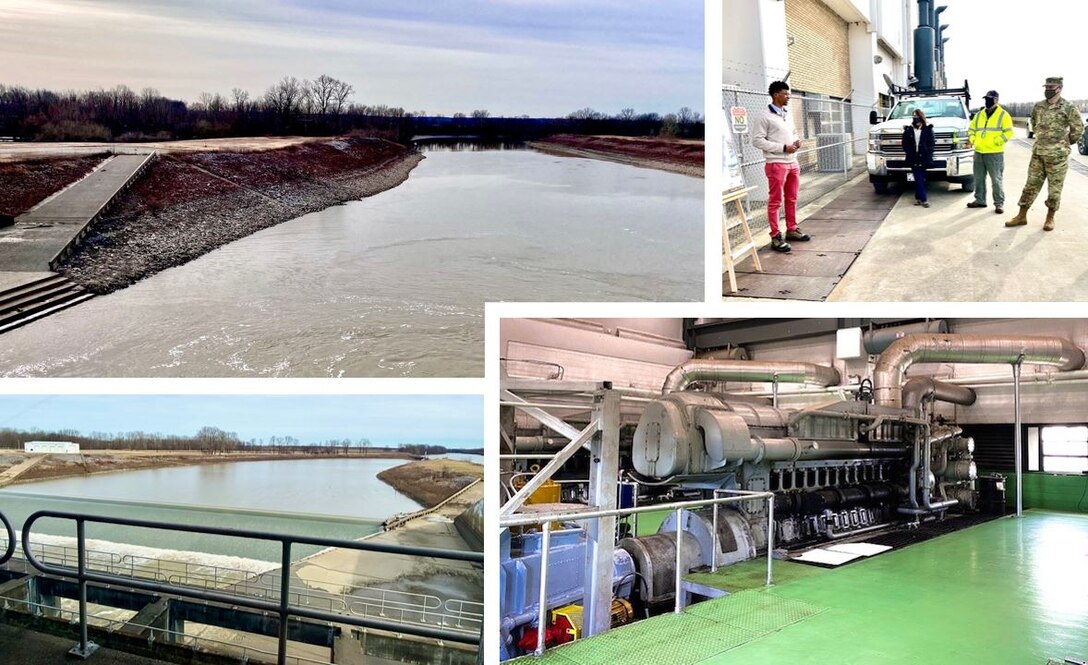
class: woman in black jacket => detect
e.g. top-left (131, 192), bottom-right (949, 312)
top-left (902, 108), bottom-right (936, 207)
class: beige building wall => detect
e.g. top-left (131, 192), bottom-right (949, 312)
top-left (785, 0), bottom-right (852, 98)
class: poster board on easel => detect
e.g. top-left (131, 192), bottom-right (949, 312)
top-left (723, 107), bottom-right (761, 294)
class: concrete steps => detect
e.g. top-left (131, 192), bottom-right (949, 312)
top-left (0, 274), bottom-right (94, 334)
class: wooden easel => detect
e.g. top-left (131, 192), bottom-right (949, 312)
top-left (722, 186), bottom-right (762, 294)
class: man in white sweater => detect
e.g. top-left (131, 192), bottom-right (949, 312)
top-left (751, 81), bottom-right (811, 252)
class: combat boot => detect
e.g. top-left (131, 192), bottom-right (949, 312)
top-left (1044, 209), bottom-right (1056, 231)
top-left (1005, 206), bottom-right (1029, 227)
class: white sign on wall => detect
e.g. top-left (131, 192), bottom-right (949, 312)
top-left (723, 108), bottom-right (746, 193)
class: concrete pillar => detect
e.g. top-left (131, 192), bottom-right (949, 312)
top-left (723, 0), bottom-right (789, 91)
top-left (582, 388), bottom-right (620, 637)
top-left (118, 597), bottom-right (171, 641)
top-left (848, 22), bottom-right (878, 155)
top-left (333, 629), bottom-right (368, 665)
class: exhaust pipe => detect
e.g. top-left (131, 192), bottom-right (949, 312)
top-left (873, 334), bottom-right (1084, 407)
top-left (901, 377), bottom-right (976, 411)
top-left (662, 360), bottom-right (841, 394)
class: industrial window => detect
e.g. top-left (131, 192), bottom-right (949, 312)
top-left (1040, 425), bottom-right (1088, 474)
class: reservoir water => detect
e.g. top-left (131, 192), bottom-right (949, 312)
top-left (0, 458), bottom-right (421, 562)
top-left (0, 148), bottom-right (702, 377)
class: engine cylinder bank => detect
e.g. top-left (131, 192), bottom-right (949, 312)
top-left (632, 392), bottom-right (907, 479)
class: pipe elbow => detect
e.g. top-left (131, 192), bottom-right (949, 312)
top-left (901, 377), bottom-right (977, 410)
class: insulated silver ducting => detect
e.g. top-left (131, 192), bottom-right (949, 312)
top-left (662, 360), bottom-right (841, 394)
top-left (900, 377), bottom-right (977, 411)
top-left (862, 320), bottom-right (949, 354)
top-left (873, 334), bottom-right (1085, 407)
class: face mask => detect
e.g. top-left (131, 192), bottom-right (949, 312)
top-left (913, 119), bottom-right (923, 127)
top-left (1045, 89), bottom-right (1059, 100)
top-left (985, 98), bottom-right (996, 109)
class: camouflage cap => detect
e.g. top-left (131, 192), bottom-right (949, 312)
top-left (1045, 76), bottom-right (1064, 86)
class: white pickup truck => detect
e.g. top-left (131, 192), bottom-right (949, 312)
top-left (866, 88), bottom-right (975, 195)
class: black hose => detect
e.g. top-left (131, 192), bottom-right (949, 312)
top-left (614, 570), bottom-right (650, 605)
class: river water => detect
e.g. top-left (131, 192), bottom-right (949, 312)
top-left (0, 458), bottom-right (420, 562)
top-left (0, 148), bottom-right (702, 377)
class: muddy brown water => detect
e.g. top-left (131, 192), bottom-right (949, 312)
top-left (0, 147), bottom-right (702, 377)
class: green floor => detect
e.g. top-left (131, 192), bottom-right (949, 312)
top-left (685, 559), bottom-right (826, 593)
top-left (513, 510), bottom-right (1088, 664)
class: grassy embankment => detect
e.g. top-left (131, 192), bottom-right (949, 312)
top-left (377, 458), bottom-right (484, 508)
top-left (61, 136), bottom-right (422, 293)
top-left (530, 134), bottom-right (704, 177)
top-left (1, 136), bottom-right (422, 294)
top-left (0, 155), bottom-right (106, 216)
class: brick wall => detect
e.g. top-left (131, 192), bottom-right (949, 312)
top-left (785, 0), bottom-right (851, 98)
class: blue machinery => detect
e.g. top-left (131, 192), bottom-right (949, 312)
top-left (499, 383), bottom-right (775, 659)
top-left (0, 508), bottom-right (483, 664)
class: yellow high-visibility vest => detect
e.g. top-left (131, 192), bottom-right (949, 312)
top-left (969, 106), bottom-right (1014, 154)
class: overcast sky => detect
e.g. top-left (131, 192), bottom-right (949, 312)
top-left (0, 0), bottom-right (702, 117)
top-left (0, 395), bottom-right (482, 447)
top-left (942, 0), bottom-right (1080, 104)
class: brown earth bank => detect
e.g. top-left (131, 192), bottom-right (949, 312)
top-left (377, 459), bottom-right (484, 508)
top-left (0, 450), bottom-right (414, 486)
top-left (55, 136), bottom-right (423, 294)
top-left (0, 154), bottom-right (106, 216)
top-left (531, 134), bottom-right (704, 177)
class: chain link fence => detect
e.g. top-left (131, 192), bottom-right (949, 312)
top-left (723, 86), bottom-right (888, 247)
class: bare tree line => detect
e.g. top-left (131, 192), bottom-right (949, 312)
top-left (567, 106), bottom-right (702, 138)
top-left (0, 76), bottom-right (705, 142)
top-left (0, 426), bottom-right (389, 456)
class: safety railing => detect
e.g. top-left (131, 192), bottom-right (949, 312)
top-left (0, 509), bottom-right (14, 565)
top-left (0, 596), bottom-right (331, 665)
top-left (4, 535), bottom-right (483, 633)
top-left (15, 510), bottom-right (483, 663)
top-left (499, 489), bottom-right (776, 657)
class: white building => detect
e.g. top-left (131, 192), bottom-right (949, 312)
top-left (725, 0), bottom-right (920, 154)
top-left (24, 441), bottom-right (80, 454)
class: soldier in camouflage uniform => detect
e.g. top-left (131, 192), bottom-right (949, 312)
top-left (1007, 76), bottom-right (1085, 231)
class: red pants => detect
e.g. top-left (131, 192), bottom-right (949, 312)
top-left (765, 162), bottom-right (800, 238)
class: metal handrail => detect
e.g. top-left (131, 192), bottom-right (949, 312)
top-left (19, 510), bottom-right (483, 663)
top-left (0, 596), bottom-right (332, 665)
top-left (0, 509), bottom-right (13, 565)
top-left (499, 489), bottom-right (776, 657)
top-left (6, 538), bottom-right (485, 629)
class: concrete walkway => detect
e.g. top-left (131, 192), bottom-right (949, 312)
top-left (0, 623), bottom-right (171, 665)
top-left (0, 454), bottom-right (48, 488)
top-left (0, 154), bottom-right (149, 274)
top-left (832, 126), bottom-right (1088, 301)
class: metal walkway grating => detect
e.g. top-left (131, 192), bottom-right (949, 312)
top-left (685, 590), bottom-right (824, 635)
top-left (727, 180), bottom-right (897, 301)
top-left (508, 590), bottom-right (825, 664)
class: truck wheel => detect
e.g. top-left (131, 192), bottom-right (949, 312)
top-left (960, 177), bottom-right (975, 192)
top-left (872, 180), bottom-right (891, 195)
top-left (1027, 131), bottom-right (1034, 139)
top-left (1079, 143), bottom-right (1088, 156)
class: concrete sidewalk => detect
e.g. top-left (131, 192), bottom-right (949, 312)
top-left (0, 622), bottom-right (170, 665)
top-left (832, 127), bottom-right (1088, 301)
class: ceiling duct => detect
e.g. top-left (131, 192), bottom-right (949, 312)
top-left (661, 359), bottom-right (841, 394)
top-left (873, 334), bottom-right (1085, 407)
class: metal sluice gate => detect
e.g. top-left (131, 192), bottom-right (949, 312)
top-left (0, 507), bottom-right (483, 663)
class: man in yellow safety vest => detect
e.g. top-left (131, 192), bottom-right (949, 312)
top-left (966, 90), bottom-right (1015, 214)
